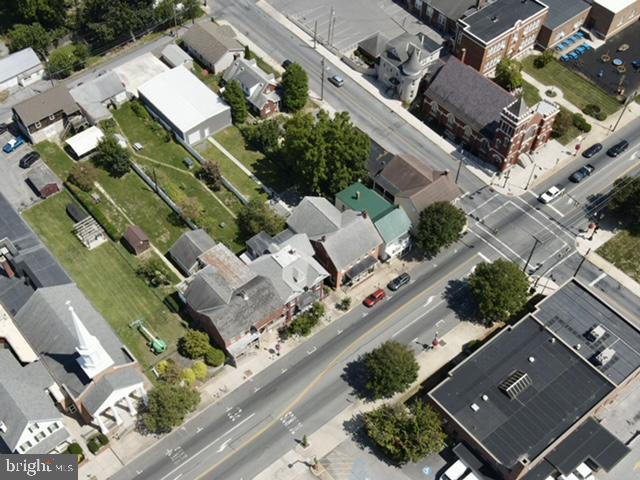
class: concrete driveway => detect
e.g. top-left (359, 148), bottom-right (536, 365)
top-left (0, 131), bottom-right (42, 211)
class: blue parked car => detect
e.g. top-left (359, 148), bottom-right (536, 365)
top-left (568, 52), bottom-right (578, 60)
top-left (576, 45), bottom-right (587, 53)
top-left (560, 55), bottom-right (570, 62)
top-left (631, 59), bottom-right (640, 69)
top-left (2, 136), bottom-right (25, 154)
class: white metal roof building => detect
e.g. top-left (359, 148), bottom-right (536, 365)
top-left (113, 52), bottom-right (169, 97)
top-left (65, 126), bottom-right (105, 158)
top-left (0, 48), bottom-right (44, 91)
top-left (138, 66), bottom-right (231, 145)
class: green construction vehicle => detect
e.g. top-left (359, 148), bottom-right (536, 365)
top-left (130, 319), bottom-right (167, 354)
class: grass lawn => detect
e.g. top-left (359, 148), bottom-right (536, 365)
top-left (193, 63), bottom-right (222, 93)
top-left (214, 126), bottom-right (292, 193)
top-left (198, 142), bottom-right (268, 202)
top-left (522, 57), bottom-right (621, 115)
top-left (522, 80), bottom-right (541, 107)
top-left (35, 142), bottom-right (185, 252)
top-left (555, 124), bottom-right (582, 146)
top-left (23, 191), bottom-right (186, 372)
top-left (597, 231), bottom-right (640, 283)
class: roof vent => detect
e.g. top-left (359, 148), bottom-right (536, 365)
top-left (499, 370), bottom-right (532, 399)
top-left (550, 337), bottom-right (556, 344)
top-left (481, 394), bottom-right (489, 401)
top-left (491, 15), bottom-right (498, 22)
top-left (238, 290), bottom-right (249, 301)
top-left (471, 403), bottom-right (480, 412)
top-left (595, 348), bottom-right (615, 366)
top-left (0, 421), bottom-right (6, 433)
top-left (528, 356), bottom-right (535, 363)
top-left (575, 343), bottom-right (582, 350)
top-left (588, 325), bottom-right (606, 342)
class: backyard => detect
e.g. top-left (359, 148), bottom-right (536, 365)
top-left (23, 191), bottom-right (186, 371)
top-left (598, 231), bottom-right (640, 283)
top-left (522, 57), bottom-right (621, 116)
top-left (113, 103), bottom-right (246, 252)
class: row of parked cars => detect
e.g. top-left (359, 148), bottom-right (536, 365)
top-left (363, 273), bottom-right (411, 307)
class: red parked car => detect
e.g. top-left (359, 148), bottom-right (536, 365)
top-left (363, 289), bottom-right (385, 307)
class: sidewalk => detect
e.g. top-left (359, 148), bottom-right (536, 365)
top-left (255, 321), bottom-right (495, 480)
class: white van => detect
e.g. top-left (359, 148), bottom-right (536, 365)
top-left (441, 460), bottom-right (469, 480)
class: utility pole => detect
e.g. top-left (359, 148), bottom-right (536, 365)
top-left (455, 154), bottom-right (463, 184)
top-left (523, 236), bottom-right (541, 273)
top-left (330, 16), bottom-right (336, 45)
top-left (327, 7), bottom-right (334, 45)
top-left (313, 20), bottom-right (318, 49)
top-left (611, 89), bottom-right (637, 132)
top-left (574, 248), bottom-right (591, 277)
top-left (320, 57), bottom-right (325, 101)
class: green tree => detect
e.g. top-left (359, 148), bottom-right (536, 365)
top-left (181, 368), bottom-right (196, 386)
top-left (241, 118), bottom-right (282, 154)
top-left (468, 259), bottom-right (530, 324)
top-left (181, 0), bottom-right (201, 23)
top-left (156, 359), bottom-right (183, 384)
top-left (365, 341), bottom-right (419, 399)
top-left (414, 202), bottom-right (466, 257)
top-left (197, 160), bottom-right (222, 191)
top-left (288, 302), bottom-right (325, 336)
top-left (280, 111), bottom-right (370, 196)
top-left (244, 45), bottom-right (252, 59)
top-left (7, 23), bottom-right (50, 56)
top-left (572, 112), bottom-right (591, 133)
top-left (178, 329), bottom-right (211, 359)
top-left (135, 258), bottom-right (171, 287)
top-left (494, 58), bottom-right (523, 92)
top-left (142, 383), bottom-right (201, 434)
top-left (281, 63), bottom-right (308, 112)
top-left (552, 106), bottom-right (573, 138)
top-left (192, 361), bottom-right (208, 380)
top-left (223, 80), bottom-right (249, 124)
top-left (364, 400), bottom-right (446, 464)
top-left (68, 162), bottom-right (98, 192)
top-left (94, 133), bottom-right (131, 177)
top-left (237, 197), bottom-right (286, 237)
top-left (609, 176), bottom-right (640, 229)
top-left (78, 0), bottom-right (156, 47)
top-left (48, 44), bottom-right (89, 79)
top-left (533, 50), bottom-right (554, 69)
top-left (204, 346), bottom-right (226, 367)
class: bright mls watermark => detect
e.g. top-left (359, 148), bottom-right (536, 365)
top-left (1, 455), bottom-right (77, 479)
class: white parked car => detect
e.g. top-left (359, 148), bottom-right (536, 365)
top-left (441, 460), bottom-right (469, 480)
top-left (538, 185), bottom-right (565, 204)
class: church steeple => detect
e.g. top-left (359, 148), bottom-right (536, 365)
top-left (67, 301), bottom-right (114, 379)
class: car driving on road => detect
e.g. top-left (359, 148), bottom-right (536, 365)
top-left (581, 143), bottom-right (602, 158)
top-left (607, 140), bottom-right (629, 157)
top-left (569, 164), bottom-right (594, 183)
top-left (363, 288), bottom-right (385, 307)
top-left (328, 74), bottom-right (344, 87)
top-left (538, 185), bottom-right (565, 203)
top-left (387, 273), bottom-right (410, 291)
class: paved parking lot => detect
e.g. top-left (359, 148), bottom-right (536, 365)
top-left (265, 0), bottom-right (441, 52)
top-left (0, 131), bottom-right (42, 211)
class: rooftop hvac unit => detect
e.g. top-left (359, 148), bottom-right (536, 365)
top-left (595, 348), bottom-right (615, 366)
top-left (588, 325), bottom-right (606, 341)
top-left (470, 403), bottom-right (480, 412)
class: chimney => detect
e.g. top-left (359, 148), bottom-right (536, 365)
top-left (320, 235), bottom-right (326, 242)
top-left (0, 255), bottom-right (14, 279)
top-left (355, 190), bottom-right (361, 200)
top-left (362, 211), bottom-right (368, 219)
top-left (239, 290), bottom-right (249, 301)
top-left (460, 47), bottom-right (467, 63)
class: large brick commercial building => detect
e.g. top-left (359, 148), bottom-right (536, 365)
top-left (586, 0), bottom-right (640, 39)
top-left (421, 58), bottom-right (558, 171)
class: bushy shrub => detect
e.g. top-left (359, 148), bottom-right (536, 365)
top-left (181, 368), bottom-right (196, 386)
top-left (582, 104), bottom-right (604, 119)
top-left (204, 346), bottom-right (225, 367)
top-left (131, 101), bottom-right (150, 120)
top-left (192, 361), bottom-right (208, 380)
top-left (87, 439), bottom-right (100, 454)
top-left (595, 111), bottom-right (607, 121)
top-left (572, 113), bottom-right (592, 133)
top-left (97, 433), bottom-right (109, 446)
top-left (533, 50), bottom-right (554, 69)
top-left (67, 443), bottom-right (83, 455)
top-left (178, 329), bottom-right (211, 359)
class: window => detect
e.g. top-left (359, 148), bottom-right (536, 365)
top-left (426, 6), bottom-right (433, 17)
top-left (438, 13), bottom-right (446, 26)
top-left (447, 113), bottom-right (456, 126)
top-left (34, 121), bottom-right (41, 129)
top-left (464, 125), bottom-right (473, 138)
top-left (49, 114), bottom-right (55, 121)
top-left (415, 0), bottom-right (423, 10)
top-left (430, 100), bottom-right (439, 113)
top-left (35, 432), bottom-right (46, 442)
top-left (47, 423), bottom-right (60, 433)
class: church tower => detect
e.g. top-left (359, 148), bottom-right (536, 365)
top-left (67, 300), bottom-right (114, 379)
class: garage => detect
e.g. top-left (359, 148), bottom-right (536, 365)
top-left (137, 66), bottom-right (231, 145)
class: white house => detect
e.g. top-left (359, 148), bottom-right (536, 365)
top-left (138, 66), bottom-right (231, 145)
top-left (0, 48), bottom-right (44, 92)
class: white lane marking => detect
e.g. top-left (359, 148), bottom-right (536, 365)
top-left (336, 329), bottom-right (343, 335)
top-left (510, 199), bottom-right (571, 244)
top-left (391, 299), bottom-right (445, 338)
top-left (436, 319), bottom-right (445, 327)
top-left (412, 337), bottom-right (419, 343)
top-left (589, 272), bottom-right (607, 286)
top-left (173, 474), bottom-right (182, 480)
top-left (307, 346), bottom-right (317, 355)
top-left (545, 250), bottom-right (578, 275)
top-left (477, 252), bottom-right (491, 262)
top-left (254, 386), bottom-right (261, 393)
top-left (281, 368), bottom-right (288, 374)
top-left (423, 296), bottom-right (434, 307)
top-left (545, 203), bottom-right (565, 218)
top-left (526, 190), bottom-right (539, 199)
top-left (216, 439), bottom-right (231, 453)
top-left (158, 413), bottom-right (256, 480)
top-left (468, 229), bottom-right (511, 261)
top-left (473, 222), bottom-right (526, 262)
top-left (467, 193), bottom-right (499, 215)
top-left (196, 427), bottom-right (203, 434)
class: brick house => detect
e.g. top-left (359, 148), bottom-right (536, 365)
top-left (586, 0), bottom-right (640, 39)
top-left (454, 0), bottom-right (549, 76)
top-left (403, 0), bottom-right (488, 36)
top-left (421, 57), bottom-right (558, 171)
top-left (223, 58), bottom-right (280, 118)
top-left (536, 0), bottom-right (591, 49)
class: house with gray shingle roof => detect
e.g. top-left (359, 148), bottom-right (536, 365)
top-left (223, 58), bottom-right (280, 118)
top-left (161, 43), bottom-right (194, 70)
top-left (287, 197), bottom-right (383, 288)
top-left (69, 71), bottom-right (128, 124)
top-left (182, 21), bottom-right (244, 74)
top-left (169, 229), bottom-right (218, 276)
top-left (421, 57), bottom-right (558, 171)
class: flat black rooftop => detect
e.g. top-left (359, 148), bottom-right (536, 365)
top-left (523, 418), bottom-right (630, 479)
top-left (534, 280), bottom-right (640, 386)
top-left (460, 0), bottom-right (547, 43)
top-left (430, 317), bottom-right (614, 469)
top-left (541, 0), bottom-right (591, 30)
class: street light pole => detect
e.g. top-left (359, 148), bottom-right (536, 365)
top-left (313, 20), bottom-right (317, 49)
top-left (454, 153), bottom-right (463, 184)
top-left (320, 57), bottom-right (325, 101)
top-left (611, 90), bottom-right (637, 132)
top-left (525, 165), bottom-right (538, 190)
top-left (523, 235), bottom-right (541, 273)
top-left (574, 248), bottom-right (591, 277)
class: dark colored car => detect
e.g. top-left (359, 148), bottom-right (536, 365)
top-left (0, 123), bottom-right (8, 134)
top-left (363, 288), bottom-right (385, 307)
top-left (607, 140), bottom-right (629, 157)
top-left (387, 273), bottom-right (411, 291)
top-left (581, 143), bottom-right (602, 158)
top-left (19, 151), bottom-right (40, 169)
top-left (282, 59), bottom-right (293, 69)
top-left (569, 164), bottom-right (595, 183)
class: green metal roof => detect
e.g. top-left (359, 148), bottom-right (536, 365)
top-left (335, 182), bottom-right (394, 222)
top-left (374, 208), bottom-right (412, 243)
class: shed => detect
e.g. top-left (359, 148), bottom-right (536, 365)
top-left (65, 126), bottom-right (104, 159)
top-left (26, 165), bottom-right (60, 199)
top-left (161, 44), bottom-right (194, 70)
top-left (123, 225), bottom-right (150, 255)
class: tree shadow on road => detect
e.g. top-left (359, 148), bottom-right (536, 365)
top-left (444, 279), bottom-right (480, 323)
top-left (341, 356), bottom-right (375, 403)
